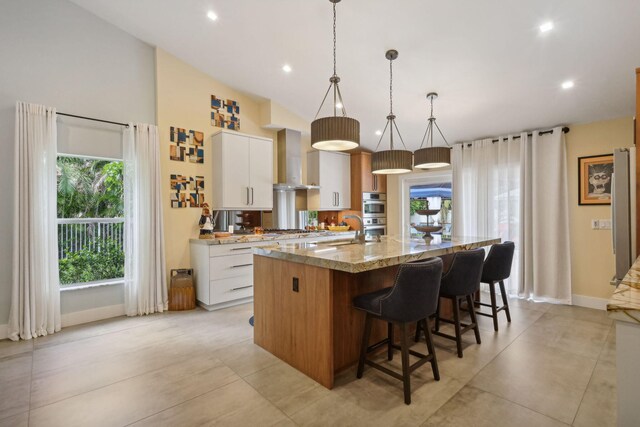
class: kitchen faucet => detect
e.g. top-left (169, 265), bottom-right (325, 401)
top-left (344, 214), bottom-right (366, 243)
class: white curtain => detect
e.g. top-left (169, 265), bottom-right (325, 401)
top-left (519, 129), bottom-right (572, 303)
top-left (453, 127), bottom-right (571, 302)
top-left (452, 135), bottom-right (521, 293)
top-left (9, 102), bottom-right (61, 341)
top-left (123, 123), bottom-right (168, 316)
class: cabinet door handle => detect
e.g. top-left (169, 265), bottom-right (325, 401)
top-left (230, 285), bottom-right (253, 291)
top-left (337, 192), bottom-right (340, 207)
top-left (246, 187), bottom-right (250, 205)
top-left (251, 187), bottom-right (254, 205)
top-left (373, 175), bottom-right (377, 191)
top-left (230, 247), bottom-right (252, 251)
top-left (230, 263), bottom-right (253, 269)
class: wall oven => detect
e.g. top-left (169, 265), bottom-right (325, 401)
top-left (362, 192), bottom-right (386, 218)
top-left (363, 217), bottom-right (386, 239)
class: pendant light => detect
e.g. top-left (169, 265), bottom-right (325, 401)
top-left (371, 50), bottom-right (413, 175)
top-left (413, 93), bottom-right (451, 169)
top-left (311, 0), bottom-right (360, 151)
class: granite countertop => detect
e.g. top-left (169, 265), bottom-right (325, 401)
top-left (607, 256), bottom-right (640, 324)
top-left (253, 235), bottom-right (500, 273)
top-left (190, 231), bottom-right (355, 245)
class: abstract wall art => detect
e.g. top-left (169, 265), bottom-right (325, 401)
top-left (188, 130), bottom-right (204, 164)
top-left (170, 127), bottom-right (204, 163)
top-left (170, 174), bottom-right (206, 208)
top-left (170, 173), bottom-right (190, 208)
top-left (211, 95), bottom-right (241, 131)
top-left (189, 175), bottom-right (205, 208)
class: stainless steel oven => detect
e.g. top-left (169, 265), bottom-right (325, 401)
top-left (362, 192), bottom-right (386, 218)
top-left (363, 217), bottom-right (386, 238)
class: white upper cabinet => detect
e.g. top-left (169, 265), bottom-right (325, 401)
top-left (306, 151), bottom-right (351, 211)
top-left (211, 130), bottom-right (273, 210)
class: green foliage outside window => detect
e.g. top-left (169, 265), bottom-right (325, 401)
top-left (58, 238), bottom-right (124, 285)
top-left (409, 199), bottom-right (429, 216)
top-left (57, 157), bottom-right (124, 218)
top-left (57, 157), bottom-right (125, 285)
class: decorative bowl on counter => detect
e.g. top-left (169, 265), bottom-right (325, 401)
top-left (413, 224), bottom-right (442, 242)
top-left (415, 209), bottom-right (441, 216)
top-left (327, 225), bottom-right (350, 232)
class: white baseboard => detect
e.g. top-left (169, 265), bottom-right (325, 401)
top-left (572, 294), bottom-right (609, 311)
top-left (0, 324), bottom-right (7, 340)
top-left (61, 303), bottom-right (126, 328)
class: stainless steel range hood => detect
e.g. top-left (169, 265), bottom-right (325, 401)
top-left (272, 129), bottom-right (317, 229)
top-left (273, 129), bottom-right (319, 190)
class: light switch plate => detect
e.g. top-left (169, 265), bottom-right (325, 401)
top-left (591, 220), bottom-right (599, 229)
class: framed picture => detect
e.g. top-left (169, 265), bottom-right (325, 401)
top-left (578, 154), bottom-right (613, 205)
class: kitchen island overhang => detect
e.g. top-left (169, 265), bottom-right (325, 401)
top-left (253, 235), bottom-right (500, 389)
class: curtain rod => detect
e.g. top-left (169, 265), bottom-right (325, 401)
top-left (57, 112), bottom-right (132, 128)
top-left (464, 126), bottom-right (570, 147)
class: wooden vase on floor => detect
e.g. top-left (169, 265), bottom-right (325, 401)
top-left (169, 269), bottom-right (196, 311)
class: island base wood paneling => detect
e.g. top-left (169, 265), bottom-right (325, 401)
top-left (253, 255), bottom-right (334, 388)
top-left (253, 254), bottom-right (455, 389)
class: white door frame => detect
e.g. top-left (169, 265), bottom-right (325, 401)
top-left (397, 169), bottom-right (452, 238)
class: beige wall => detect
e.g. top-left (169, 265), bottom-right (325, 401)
top-left (155, 48), bottom-right (277, 274)
top-left (387, 175), bottom-right (400, 235)
top-left (567, 117), bottom-right (634, 300)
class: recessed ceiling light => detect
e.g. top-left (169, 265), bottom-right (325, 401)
top-left (539, 21), bottom-right (554, 33)
top-left (335, 102), bottom-right (343, 109)
top-left (207, 11), bottom-right (218, 21)
top-left (562, 80), bottom-right (575, 89)
top-left (375, 130), bottom-right (382, 136)
top-left (282, 64), bottom-right (292, 73)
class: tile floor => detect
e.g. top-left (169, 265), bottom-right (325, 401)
top-left (0, 295), bottom-right (616, 426)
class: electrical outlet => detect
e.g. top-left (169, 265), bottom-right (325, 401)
top-left (591, 220), bottom-right (599, 230)
top-left (292, 277), bottom-right (299, 292)
top-left (599, 219), bottom-right (612, 230)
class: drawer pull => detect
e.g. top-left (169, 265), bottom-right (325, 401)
top-left (230, 247), bottom-right (252, 251)
top-left (230, 263), bottom-right (253, 268)
top-left (230, 285), bottom-right (253, 291)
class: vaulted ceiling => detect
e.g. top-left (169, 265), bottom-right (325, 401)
top-left (71, 0), bottom-right (640, 149)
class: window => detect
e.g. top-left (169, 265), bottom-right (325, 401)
top-left (399, 170), bottom-right (452, 239)
top-left (409, 182), bottom-right (452, 239)
top-left (56, 156), bottom-right (124, 287)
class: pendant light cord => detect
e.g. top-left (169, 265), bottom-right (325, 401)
top-left (374, 54), bottom-right (408, 152)
top-left (313, 1), bottom-right (348, 120)
top-left (333, 2), bottom-right (337, 77)
top-left (389, 59), bottom-right (393, 115)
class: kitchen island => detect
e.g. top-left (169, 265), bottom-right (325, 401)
top-left (253, 235), bottom-right (500, 388)
top-left (607, 256), bottom-right (640, 426)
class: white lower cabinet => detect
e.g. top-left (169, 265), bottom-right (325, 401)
top-left (190, 233), bottom-right (355, 311)
top-left (191, 240), bottom-right (271, 311)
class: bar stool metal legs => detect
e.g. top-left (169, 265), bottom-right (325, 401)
top-left (357, 313), bottom-right (440, 405)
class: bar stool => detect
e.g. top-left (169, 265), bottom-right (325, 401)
top-left (353, 258), bottom-right (443, 405)
top-left (431, 249), bottom-right (484, 358)
top-left (475, 241), bottom-right (515, 331)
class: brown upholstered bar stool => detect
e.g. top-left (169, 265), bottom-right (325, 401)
top-left (475, 241), bottom-right (515, 331)
top-left (429, 249), bottom-right (484, 358)
top-left (353, 258), bottom-right (443, 405)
